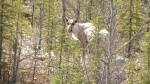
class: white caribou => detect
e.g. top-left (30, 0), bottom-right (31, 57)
top-left (65, 18), bottom-right (109, 49)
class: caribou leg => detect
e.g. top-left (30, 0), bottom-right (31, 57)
top-left (78, 31), bottom-right (88, 63)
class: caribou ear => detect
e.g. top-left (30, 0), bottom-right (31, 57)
top-left (65, 18), bottom-right (69, 24)
top-left (65, 18), bottom-right (68, 22)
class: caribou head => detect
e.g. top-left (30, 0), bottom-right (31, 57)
top-left (65, 18), bottom-right (78, 33)
top-left (65, 18), bottom-right (95, 41)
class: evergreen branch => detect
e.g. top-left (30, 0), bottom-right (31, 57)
top-left (113, 10), bottom-right (150, 55)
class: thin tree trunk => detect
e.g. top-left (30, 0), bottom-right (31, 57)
top-left (32, 0), bottom-right (44, 83)
top-left (147, 27), bottom-right (150, 84)
top-left (32, 45), bottom-right (37, 84)
top-left (31, 0), bottom-right (35, 27)
top-left (15, 26), bottom-right (22, 84)
top-left (128, 0), bottom-right (134, 83)
top-left (7, 43), bottom-right (12, 84)
top-left (0, 0), bottom-right (4, 81)
top-left (147, 6), bottom-right (150, 32)
top-left (106, 0), bottom-right (115, 84)
top-left (12, 5), bottom-right (21, 83)
top-left (127, 0), bottom-right (133, 58)
top-left (38, 0), bottom-right (44, 50)
top-left (86, 0), bottom-right (92, 20)
top-left (31, 0), bottom-right (36, 83)
top-left (62, 0), bottom-right (66, 26)
top-left (58, 0), bottom-right (66, 83)
top-left (47, 20), bottom-right (53, 75)
top-left (12, 34), bottom-right (18, 84)
top-left (77, 0), bottom-right (80, 17)
top-left (88, 0), bottom-right (92, 20)
top-left (47, 0), bottom-right (53, 75)
top-left (60, 0), bottom-right (66, 70)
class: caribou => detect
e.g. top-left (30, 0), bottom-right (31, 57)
top-left (65, 18), bottom-right (109, 63)
top-left (65, 18), bottom-right (109, 48)
top-left (65, 18), bottom-right (95, 48)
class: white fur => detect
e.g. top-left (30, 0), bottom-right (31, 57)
top-left (68, 22), bottom-right (108, 40)
top-left (69, 22), bottom-right (95, 40)
top-left (99, 29), bottom-right (109, 38)
top-left (71, 33), bottom-right (79, 40)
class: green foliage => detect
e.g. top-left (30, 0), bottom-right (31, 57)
top-left (0, 0), bottom-right (149, 84)
top-left (141, 32), bottom-right (150, 84)
top-left (0, 60), bottom-right (7, 69)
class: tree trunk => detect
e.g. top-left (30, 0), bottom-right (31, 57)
top-left (106, 0), bottom-right (115, 84)
top-left (0, 0), bottom-right (4, 81)
top-left (32, 0), bottom-right (44, 83)
top-left (38, 0), bottom-right (44, 50)
top-left (31, 1), bottom-right (36, 83)
top-left (127, 0), bottom-right (133, 58)
top-left (47, 0), bottom-right (53, 76)
top-left (15, 27), bottom-right (22, 84)
top-left (59, 0), bottom-right (66, 70)
top-left (12, 36), bottom-right (18, 84)
top-left (12, 3), bottom-right (21, 83)
top-left (31, 0), bottom-right (35, 27)
top-left (32, 45), bottom-right (37, 84)
top-left (77, 0), bottom-right (80, 17)
top-left (147, 6), bottom-right (150, 32)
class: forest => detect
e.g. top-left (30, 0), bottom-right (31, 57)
top-left (0, 0), bottom-right (150, 84)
